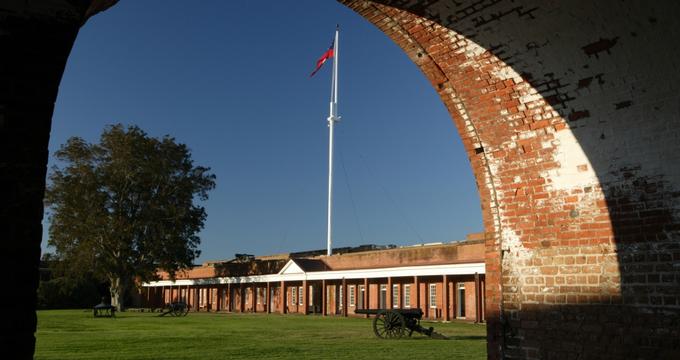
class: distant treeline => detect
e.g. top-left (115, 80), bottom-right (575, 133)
top-left (37, 255), bottom-right (108, 309)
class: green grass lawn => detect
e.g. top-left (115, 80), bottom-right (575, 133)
top-left (36, 310), bottom-right (487, 360)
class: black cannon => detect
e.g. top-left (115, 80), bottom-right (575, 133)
top-left (355, 308), bottom-right (444, 339)
top-left (159, 302), bottom-right (189, 317)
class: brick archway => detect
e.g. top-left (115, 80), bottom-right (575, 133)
top-left (341, 1), bottom-right (680, 359)
top-left (1, 1), bottom-right (679, 359)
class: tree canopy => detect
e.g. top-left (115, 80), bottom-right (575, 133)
top-left (45, 124), bottom-right (216, 309)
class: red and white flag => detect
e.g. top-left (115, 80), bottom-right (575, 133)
top-left (310, 41), bottom-right (334, 77)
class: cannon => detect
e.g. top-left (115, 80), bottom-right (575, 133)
top-left (355, 308), bottom-right (446, 339)
top-left (159, 302), bottom-right (189, 317)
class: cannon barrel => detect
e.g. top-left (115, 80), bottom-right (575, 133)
top-left (354, 308), bottom-right (423, 318)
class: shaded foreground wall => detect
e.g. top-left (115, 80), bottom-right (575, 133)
top-left (341, 1), bottom-right (680, 359)
top-left (0, 1), bottom-right (116, 357)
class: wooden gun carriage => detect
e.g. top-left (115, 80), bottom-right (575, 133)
top-left (159, 301), bottom-right (189, 317)
top-left (354, 308), bottom-right (436, 339)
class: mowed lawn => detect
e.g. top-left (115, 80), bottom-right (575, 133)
top-left (36, 310), bottom-right (487, 360)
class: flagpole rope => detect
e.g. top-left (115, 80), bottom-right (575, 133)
top-left (339, 149), bottom-right (366, 245)
top-left (358, 153), bottom-right (426, 244)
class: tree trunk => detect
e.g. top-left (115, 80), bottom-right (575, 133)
top-left (109, 277), bottom-right (127, 311)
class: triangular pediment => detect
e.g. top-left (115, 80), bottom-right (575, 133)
top-left (278, 259), bottom-right (306, 275)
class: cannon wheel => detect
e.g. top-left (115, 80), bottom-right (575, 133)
top-left (172, 303), bottom-right (188, 317)
top-left (372, 310), bottom-right (406, 339)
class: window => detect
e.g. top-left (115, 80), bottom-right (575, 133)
top-left (404, 285), bottom-right (411, 308)
top-left (392, 285), bottom-right (399, 308)
top-left (379, 284), bottom-right (387, 309)
top-left (292, 287), bottom-right (297, 305)
top-left (429, 284), bottom-right (437, 308)
top-left (257, 288), bottom-right (261, 304)
top-left (457, 283), bottom-right (466, 318)
top-left (349, 285), bottom-right (355, 307)
top-left (339, 286), bottom-right (343, 310)
top-left (298, 286), bottom-right (303, 305)
top-left (358, 285), bottom-right (365, 309)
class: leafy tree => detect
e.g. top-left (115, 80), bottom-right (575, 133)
top-left (45, 124), bottom-right (216, 310)
top-left (37, 272), bottom-right (106, 310)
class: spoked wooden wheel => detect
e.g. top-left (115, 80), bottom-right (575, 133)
top-left (171, 303), bottom-right (189, 317)
top-left (372, 310), bottom-right (406, 339)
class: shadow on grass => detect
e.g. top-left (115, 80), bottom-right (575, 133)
top-left (446, 335), bottom-right (487, 341)
top-left (398, 334), bottom-right (486, 341)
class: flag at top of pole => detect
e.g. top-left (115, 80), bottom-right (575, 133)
top-left (310, 41), bottom-right (334, 77)
top-left (311, 26), bottom-right (340, 256)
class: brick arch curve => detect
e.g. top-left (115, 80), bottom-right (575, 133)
top-left (341, 1), bottom-right (680, 359)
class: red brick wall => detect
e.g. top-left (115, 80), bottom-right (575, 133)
top-left (341, 1), bottom-right (680, 359)
top-left (147, 275), bottom-right (484, 321)
top-left (157, 266), bottom-right (216, 280)
top-left (285, 284), bottom-right (306, 314)
top-left (339, 276), bottom-right (482, 321)
top-left (463, 281), bottom-right (476, 320)
top-left (271, 287), bottom-right (281, 313)
top-left (321, 241), bottom-right (485, 270)
top-left (158, 240), bottom-right (485, 281)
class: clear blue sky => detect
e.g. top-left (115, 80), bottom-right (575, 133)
top-left (43, 0), bottom-right (482, 263)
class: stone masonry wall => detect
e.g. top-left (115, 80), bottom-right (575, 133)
top-left (340, 1), bottom-right (680, 359)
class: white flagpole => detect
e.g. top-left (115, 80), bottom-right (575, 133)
top-left (326, 26), bottom-right (340, 256)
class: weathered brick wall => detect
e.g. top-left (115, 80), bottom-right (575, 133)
top-left (321, 240), bottom-right (485, 270)
top-left (341, 1), bottom-right (680, 359)
top-left (0, 1), bottom-right (116, 357)
top-left (161, 240), bottom-right (485, 280)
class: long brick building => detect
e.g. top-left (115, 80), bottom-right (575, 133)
top-left (141, 234), bottom-right (486, 322)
